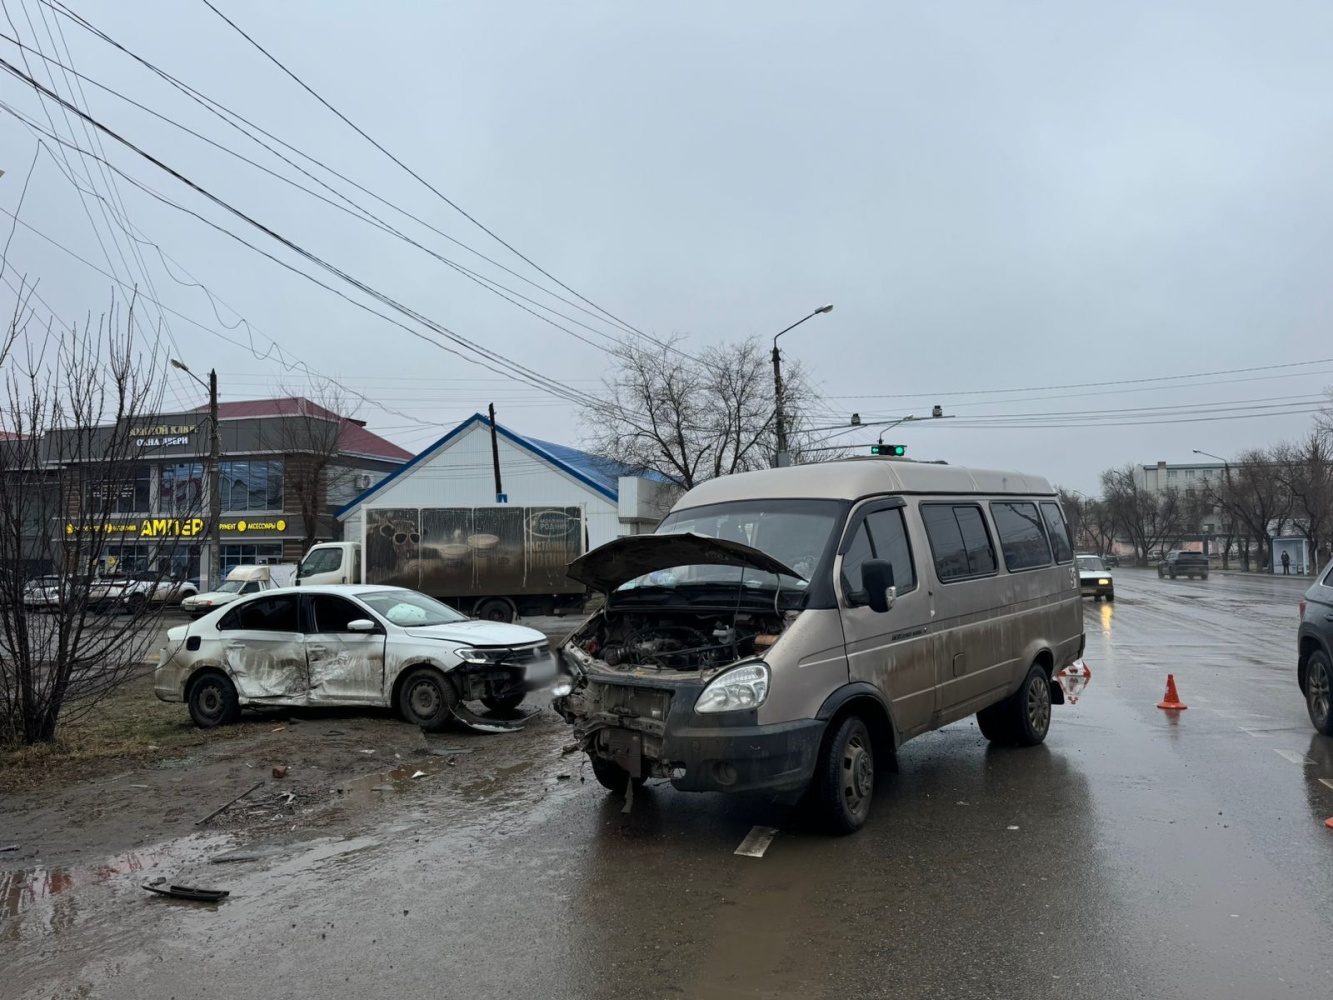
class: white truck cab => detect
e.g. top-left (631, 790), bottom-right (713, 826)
top-left (297, 542), bottom-right (361, 586)
top-left (181, 564), bottom-right (296, 618)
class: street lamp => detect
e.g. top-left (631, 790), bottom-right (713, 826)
top-left (771, 304), bottom-right (833, 467)
top-left (1193, 448), bottom-right (1235, 567)
top-left (172, 359), bottom-right (222, 588)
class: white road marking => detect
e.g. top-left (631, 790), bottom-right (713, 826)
top-left (1239, 728), bottom-right (1271, 738)
top-left (1273, 749), bottom-right (1315, 765)
top-left (734, 826), bottom-right (780, 858)
top-left (1319, 779), bottom-right (1333, 792)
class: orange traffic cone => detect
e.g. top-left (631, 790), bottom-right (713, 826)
top-left (1157, 674), bottom-right (1187, 711)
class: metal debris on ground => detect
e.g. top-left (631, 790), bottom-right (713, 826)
top-left (451, 703), bottom-right (526, 734)
top-left (427, 746), bottom-right (474, 755)
top-left (621, 778), bottom-right (635, 815)
top-left (734, 826), bottom-right (780, 858)
top-left (142, 882), bottom-right (230, 903)
top-left (411, 770), bottom-right (427, 779)
top-left (196, 780), bottom-right (265, 826)
top-left (270, 726), bottom-right (286, 733)
top-left (272, 766), bottom-right (289, 779)
top-left (0, 844), bottom-right (18, 852)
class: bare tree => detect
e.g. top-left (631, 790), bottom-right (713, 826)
top-left (1099, 465), bottom-right (1185, 565)
top-left (268, 383), bottom-right (361, 555)
top-left (1219, 448), bottom-right (1292, 572)
top-left (1273, 433), bottom-right (1333, 571)
top-left (583, 335), bottom-right (824, 490)
top-left (0, 286), bottom-right (194, 745)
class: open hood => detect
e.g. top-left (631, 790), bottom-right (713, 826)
top-left (567, 532), bottom-right (803, 593)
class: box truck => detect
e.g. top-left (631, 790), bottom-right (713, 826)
top-left (298, 505), bottom-right (586, 622)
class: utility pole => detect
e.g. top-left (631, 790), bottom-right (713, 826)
top-left (488, 403), bottom-right (504, 502)
top-left (172, 358), bottom-right (222, 586)
top-left (208, 369), bottom-right (221, 587)
top-left (770, 304), bottom-right (833, 468)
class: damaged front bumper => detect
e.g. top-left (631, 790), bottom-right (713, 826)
top-left (556, 670), bottom-right (823, 797)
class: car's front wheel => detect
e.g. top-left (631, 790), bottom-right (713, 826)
top-left (188, 671), bottom-right (240, 729)
top-left (398, 667), bottom-right (459, 733)
top-left (481, 691), bottom-right (525, 714)
top-left (1105, 590), bottom-right (1116, 603)
top-left (1306, 650), bottom-right (1333, 736)
top-left (808, 715), bottom-right (875, 834)
top-left (590, 755), bottom-right (645, 794)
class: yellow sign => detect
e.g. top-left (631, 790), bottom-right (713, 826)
top-left (63, 518), bottom-right (289, 537)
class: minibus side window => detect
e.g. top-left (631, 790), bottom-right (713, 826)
top-left (1039, 502), bottom-right (1074, 563)
top-left (922, 504), bottom-right (998, 582)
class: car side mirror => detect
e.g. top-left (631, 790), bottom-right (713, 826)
top-left (346, 619), bottom-right (378, 633)
top-left (861, 559), bottom-right (897, 614)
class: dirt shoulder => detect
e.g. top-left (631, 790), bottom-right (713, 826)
top-left (0, 670), bottom-right (577, 873)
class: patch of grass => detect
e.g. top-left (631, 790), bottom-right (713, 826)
top-left (0, 673), bottom-right (261, 793)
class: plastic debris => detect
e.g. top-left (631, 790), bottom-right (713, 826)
top-left (142, 882), bottom-right (229, 903)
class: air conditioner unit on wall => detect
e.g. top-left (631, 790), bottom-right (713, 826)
top-left (356, 473), bottom-right (373, 489)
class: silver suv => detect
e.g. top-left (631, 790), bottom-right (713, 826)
top-left (1299, 565), bottom-right (1333, 735)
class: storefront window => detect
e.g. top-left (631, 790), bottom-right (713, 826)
top-left (159, 463), bottom-right (205, 514)
top-left (88, 466), bottom-right (152, 514)
top-left (220, 460), bottom-right (284, 512)
top-left (220, 543), bottom-right (284, 575)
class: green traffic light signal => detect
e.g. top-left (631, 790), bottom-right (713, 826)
top-left (871, 444), bottom-right (906, 456)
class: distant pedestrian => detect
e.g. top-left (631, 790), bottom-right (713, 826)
top-left (1281, 550), bottom-right (1291, 575)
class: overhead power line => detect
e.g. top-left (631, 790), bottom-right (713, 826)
top-left (0, 59), bottom-right (617, 416)
top-left (196, 0), bottom-right (652, 346)
top-left (39, 0), bottom-right (692, 359)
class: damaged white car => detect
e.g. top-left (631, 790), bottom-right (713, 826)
top-left (155, 585), bottom-right (555, 731)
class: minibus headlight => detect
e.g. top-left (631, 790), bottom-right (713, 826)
top-left (695, 663), bottom-right (770, 714)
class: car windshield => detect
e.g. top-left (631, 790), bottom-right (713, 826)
top-left (300, 547), bottom-right (343, 576)
top-left (358, 589), bottom-right (468, 627)
top-left (1076, 556), bottom-right (1106, 572)
top-left (216, 580), bottom-right (246, 594)
top-left (617, 499), bottom-right (845, 601)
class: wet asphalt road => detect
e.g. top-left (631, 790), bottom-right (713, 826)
top-left (6, 570), bottom-right (1333, 999)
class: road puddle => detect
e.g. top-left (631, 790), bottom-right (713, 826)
top-left (0, 833), bottom-right (230, 942)
top-left (334, 758), bottom-right (454, 809)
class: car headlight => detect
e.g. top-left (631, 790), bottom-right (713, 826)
top-left (1098, 578), bottom-right (1110, 585)
top-left (695, 663), bottom-right (770, 714)
top-left (455, 647), bottom-right (511, 665)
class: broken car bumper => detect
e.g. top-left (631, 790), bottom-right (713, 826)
top-left (566, 673), bottom-right (824, 796)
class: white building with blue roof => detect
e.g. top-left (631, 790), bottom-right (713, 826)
top-left (335, 412), bottom-right (672, 576)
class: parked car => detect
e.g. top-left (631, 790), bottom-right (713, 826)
top-left (181, 564), bottom-right (296, 618)
top-left (1158, 551), bottom-right (1209, 580)
top-left (155, 585), bottom-right (555, 730)
top-left (1076, 554), bottom-right (1115, 601)
top-left (1298, 566), bottom-right (1333, 735)
top-left (23, 574), bottom-right (126, 611)
top-left (120, 573), bottom-right (200, 612)
top-left (553, 459), bottom-right (1085, 834)
top-left (1102, 554), bottom-right (1120, 569)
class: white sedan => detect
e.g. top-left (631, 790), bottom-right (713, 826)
top-left (154, 585), bottom-right (556, 731)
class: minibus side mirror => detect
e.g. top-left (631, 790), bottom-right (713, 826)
top-left (861, 559), bottom-right (897, 614)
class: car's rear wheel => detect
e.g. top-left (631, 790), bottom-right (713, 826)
top-left (188, 671), bottom-right (240, 729)
top-left (978, 663), bottom-right (1052, 747)
top-left (1306, 650), bottom-right (1333, 736)
top-left (125, 593), bottom-right (148, 615)
top-left (398, 667), bottom-right (459, 733)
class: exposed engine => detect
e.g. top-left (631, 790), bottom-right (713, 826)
top-left (570, 610), bottom-right (784, 672)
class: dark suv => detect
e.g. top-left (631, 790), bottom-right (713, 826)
top-left (1299, 566), bottom-right (1333, 735)
top-left (1158, 550), bottom-right (1210, 580)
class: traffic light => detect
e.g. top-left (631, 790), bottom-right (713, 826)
top-left (871, 444), bottom-right (906, 456)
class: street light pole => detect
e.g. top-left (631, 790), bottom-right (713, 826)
top-left (173, 359), bottom-right (221, 587)
top-left (771, 304), bottom-right (833, 467)
top-left (1193, 448), bottom-right (1234, 569)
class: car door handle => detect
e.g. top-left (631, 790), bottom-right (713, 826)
top-left (307, 644), bottom-right (327, 655)
top-left (225, 642), bottom-right (245, 650)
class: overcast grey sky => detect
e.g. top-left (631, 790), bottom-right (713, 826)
top-left (1, 0), bottom-right (1329, 492)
